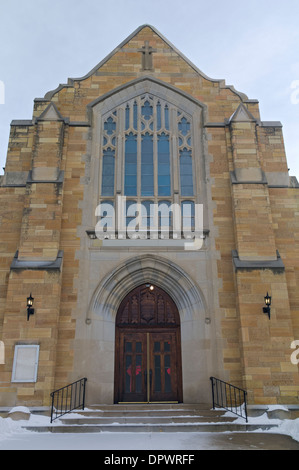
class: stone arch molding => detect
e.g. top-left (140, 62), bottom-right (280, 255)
top-left (90, 76), bottom-right (207, 121)
top-left (86, 255), bottom-right (207, 324)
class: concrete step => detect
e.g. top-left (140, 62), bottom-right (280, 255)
top-left (59, 415), bottom-right (237, 425)
top-left (25, 422), bottom-right (279, 434)
top-left (21, 403), bottom-right (280, 434)
top-left (57, 404), bottom-right (232, 425)
top-left (86, 404), bottom-right (215, 411)
top-left (69, 408), bottom-right (228, 419)
top-left (70, 410), bottom-right (224, 418)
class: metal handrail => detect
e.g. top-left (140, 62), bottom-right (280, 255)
top-left (50, 378), bottom-right (87, 423)
top-left (210, 377), bottom-right (248, 422)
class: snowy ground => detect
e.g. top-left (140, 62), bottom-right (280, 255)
top-left (0, 406), bottom-right (299, 450)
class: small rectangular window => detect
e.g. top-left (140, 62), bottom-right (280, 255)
top-left (11, 345), bottom-right (39, 383)
top-left (101, 150), bottom-right (115, 196)
top-left (157, 102), bottom-right (161, 130)
top-left (181, 201), bottom-right (195, 230)
top-left (125, 106), bottom-right (130, 130)
top-left (141, 133), bottom-right (154, 196)
top-left (141, 201), bottom-right (154, 229)
top-left (180, 149), bottom-right (194, 196)
top-left (158, 134), bottom-right (171, 196)
top-left (133, 102), bottom-right (138, 130)
top-left (125, 133), bottom-right (137, 196)
top-left (164, 105), bottom-right (169, 130)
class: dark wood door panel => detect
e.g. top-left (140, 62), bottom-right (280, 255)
top-left (114, 284), bottom-right (183, 403)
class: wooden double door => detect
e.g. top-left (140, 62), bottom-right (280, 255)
top-left (114, 284), bottom-right (183, 403)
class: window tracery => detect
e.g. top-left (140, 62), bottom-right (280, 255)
top-left (99, 93), bottom-right (196, 235)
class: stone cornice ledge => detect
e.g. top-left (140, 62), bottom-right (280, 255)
top-left (232, 250), bottom-right (285, 272)
top-left (11, 251), bottom-right (64, 271)
top-left (230, 170), bottom-right (268, 185)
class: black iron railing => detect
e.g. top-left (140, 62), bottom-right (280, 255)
top-left (210, 377), bottom-right (248, 422)
top-left (50, 378), bottom-right (87, 423)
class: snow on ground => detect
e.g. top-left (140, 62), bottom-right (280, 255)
top-left (0, 406), bottom-right (298, 450)
top-left (225, 410), bottom-right (299, 442)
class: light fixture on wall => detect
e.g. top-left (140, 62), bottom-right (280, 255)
top-left (146, 284), bottom-right (155, 291)
top-left (27, 294), bottom-right (35, 321)
top-left (263, 292), bottom-right (271, 320)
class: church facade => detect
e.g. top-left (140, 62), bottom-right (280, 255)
top-left (0, 25), bottom-right (298, 408)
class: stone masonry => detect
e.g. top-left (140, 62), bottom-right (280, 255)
top-left (0, 25), bottom-right (298, 407)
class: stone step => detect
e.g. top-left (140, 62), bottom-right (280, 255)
top-left (57, 404), bottom-right (231, 423)
top-left (16, 402), bottom-right (297, 435)
top-left (21, 403), bottom-right (280, 434)
top-left (70, 408), bottom-right (228, 419)
top-left (59, 415), bottom-right (236, 425)
top-left (86, 403), bottom-right (214, 411)
top-left (24, 422), bottom-right (279, 434)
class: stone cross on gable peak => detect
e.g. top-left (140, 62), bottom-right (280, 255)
top-left (138, 40), bottom-right (157, 71)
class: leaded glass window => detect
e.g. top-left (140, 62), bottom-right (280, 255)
top-left (126, 200), bottom-right (138, 231)
top-left (141, 133), bottom-right (154, 196)
top-left (141, 200), bottom-right (154, 229)
top-left (178, 113), bottom-right (193, 197)
top-left (100, 93), bottom-right (196, 235)
top-left (125, 133), bottom-right (138, 196)
top-left (181, 200), bottom-right (195, 230)
top-left (158, 133), bottom-right (171, 197)
top-left (158, 200), bottom-right (172, 232)
top-left (180, 149), bottom-right (193, 196)
top-left (101, 149), bottom-right (115, 196)
top-left (101, 113), bottom-right (116, 197)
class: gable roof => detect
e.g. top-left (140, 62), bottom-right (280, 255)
top-left (70, 24), bottom-right (219, 83)
top-left (43, 24), bottom-right (253, 103)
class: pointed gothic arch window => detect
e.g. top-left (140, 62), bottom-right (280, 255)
top-left (100, 93), bottom-right (196, 234)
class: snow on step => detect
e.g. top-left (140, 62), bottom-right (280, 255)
top-left (20, 404), bottom-right (281, 434)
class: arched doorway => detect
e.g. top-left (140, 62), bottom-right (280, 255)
top-left (114, 284), bottom-right (183, 403)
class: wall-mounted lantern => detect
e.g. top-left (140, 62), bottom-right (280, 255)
top-left (27, 294), bottom-right (35, 321)
top-left (263, 292), bottom-right (271, 320)
top-left (146, 284), bottom-right (155, 291)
